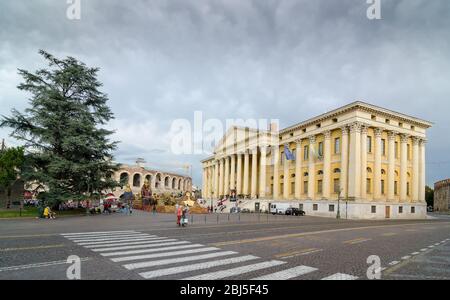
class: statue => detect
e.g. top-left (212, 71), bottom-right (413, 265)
top-left (182, 191), bottom-right (195, 207)
top-left (141, 179), bottom-right (153, 206)
top-left (123, 184), bottom-right (133, 214)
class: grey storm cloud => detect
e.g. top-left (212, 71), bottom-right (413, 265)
top-left (1, 0), bottom-right (449, 186)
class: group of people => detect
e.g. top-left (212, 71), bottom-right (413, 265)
top-left (176, 204), bottom-right (189, 227)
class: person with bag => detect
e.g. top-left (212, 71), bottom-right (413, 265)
top-left (176, 205), bottom-right (183, 227)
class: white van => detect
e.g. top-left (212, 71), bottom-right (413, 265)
top-left (269, 203), bottom-right (291, 215)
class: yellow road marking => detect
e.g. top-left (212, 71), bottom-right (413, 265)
top-left (0, 244), bottom-right (65, 252)
top-left (275, 248), bottom-right (322, 258)
top-left (343, 238), bottom-right (372, 245)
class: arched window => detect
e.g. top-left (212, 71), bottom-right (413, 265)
top-left (381, 169), bottom-right (386, 175)
top-left (172, 178), bottom-right (176, 189)
top-left (155, 173), bottom-right (161, 188)
top-left (133, 174), bottom-right (141, 187)
top-left (367, 167), bottom-right (372, 173)
top-left (317, 170), bottom-right (323, 175)
top-left (333, 168), bottom-right (341, 174)
top-left (304, 172), bottom-right (309, 177)
top-left (120, 173), bottom-right (129, 186)
top-left (178, 178), bottom-right (182, 190)
top-left (164, 176), bottom-right (170, 187)
top-left (145, 174), bottom-right (152, 185)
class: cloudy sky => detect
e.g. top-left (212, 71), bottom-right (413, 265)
top-left (1, 0), bottom-right (449, 186)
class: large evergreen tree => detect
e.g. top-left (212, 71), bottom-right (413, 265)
top-left (0, 50), bottom-right (119, 206)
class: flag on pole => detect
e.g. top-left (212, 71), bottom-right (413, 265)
top-left (284, 144), bottom-right (295, 161)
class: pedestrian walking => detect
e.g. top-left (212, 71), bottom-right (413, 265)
top-left (176, 205), bottom-right (182, 226)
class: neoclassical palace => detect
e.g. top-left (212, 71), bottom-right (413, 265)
top-left (201, 101), bottom-right (432, 219)
top-left (112, 163), bottom-right (192, 198)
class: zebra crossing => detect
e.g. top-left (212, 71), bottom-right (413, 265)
top-left (61, 230), bottom-right (359, 280)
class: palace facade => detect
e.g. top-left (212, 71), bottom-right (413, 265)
top-left (201, 101), bottom-right (432, 219)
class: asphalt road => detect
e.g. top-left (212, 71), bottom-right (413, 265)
top-left (1, 211), bottom-right (449, 280)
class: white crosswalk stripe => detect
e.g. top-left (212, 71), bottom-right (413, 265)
top-left (61, 230), bottom-right (359, 280)
top-left (123, 251), bottom-right (238, 270)
top-left (321, 273), bottom-right (358, 280)
top-left (100, 244), bottom-right (205, 256)
top-left (90, 241), bottom-right (187, 252)
top-left (183, 260), bottom-right (286, 280)
top-left (251, 265), bottom-right (318, 280)
top-left (110, 247), bottom-right (221, 262)
top-left (139, 255), bottom-right (259, 279)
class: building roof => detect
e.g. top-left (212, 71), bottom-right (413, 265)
top-left (280, 101), bottom-right (433, 134)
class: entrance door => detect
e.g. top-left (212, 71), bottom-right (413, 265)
top-left (255, 202), bottom-right (260, 213)
top-left (385, 206), bottom-right (390, 219)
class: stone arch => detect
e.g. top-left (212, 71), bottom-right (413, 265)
top-left (164, 176), bottom-right (170, 188)
top-left (132, 173), bottom-right (141, 187)
top-left (178, 178), bottom-right (182, 190)
top-left (155, 173), bottom-right (162, 189)
top-left (172, 177), bottom-right (176, 189)
top-left (119, 172), bottom-right (129, 186)
top-left (145, 174), bottom-right (152, 185)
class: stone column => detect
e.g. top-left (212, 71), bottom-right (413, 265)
top-left (340, 126), bottom-right (349, 198)
top-left (412, 137), bottom-right (420, 202)
top-left (224, 156), bottom-right (230, 196)
top-left (348, 122), bottom-right (362, 199)
top-left (360, 125), bottom-right (368, 200)
top-left (323, 131), bottom-right (332, 200)
top-left (400, 134), bottom-right (409, 202)
top-left (387, 131), bottom-right (397, 201)
top-left (251, 148), bottom-right (258, 198)
top-left (419, 139), bottom-right (427, 202)
top-left (374, 128), bottom-right (383, 200)
top-left (236, 153), bottom-right (243, 195)
top-left (295, 139), bottom-right (303, 199)
top-left (202, 166), bottom-right (207, 198)
top-left (283, 146), bottom-right (290, 199)
top-left (259, 146), bottom-right (267, 198)
top-left (273, 146), bottom-right (280, 198)
top-left (219, 158), bottom-right (224, 197)
top-left (308, 136), bottom-right (316, 200)
top-left (214, 160), bottom-right (219, 199)
top-left (243, 150), bottom-right (250, 196)
top-left (230, 154), bottom-right (236, 191)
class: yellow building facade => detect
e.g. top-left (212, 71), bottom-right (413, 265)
top-left (201, 102), bottom-right (432, 219)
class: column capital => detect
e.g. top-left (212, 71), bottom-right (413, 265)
top-left (295, 138), bottom-right (303, 145)
top-left (374, 127), bottom-right (383, 137)
top-left (259, 145), bottom-right (268, 153)
top-left (349, 122), bottom-right (362, 134)
top-left (388, 130), bottom-right (398, 141)
top-left (308, 135), bottom-right (316, 144)
top-left (400, 134), bottom-right (410, 143)
top-left (341, 126), bottom-right (349, 136)
top-left (419, 138), bottom-right (428, 145)
top-left (323, 130), bottom-right (332, 140)
top-left (250, 147), bottom-right (258, 154)
top-left (360, 124), bottom-right (369, 135)
top-left (412, 136), bottom-right (420, 146)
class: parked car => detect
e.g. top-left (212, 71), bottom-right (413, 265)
top-left (285, 207), bottom-right (306, 216)
top-left (269, 203), bottom-right (291, 215)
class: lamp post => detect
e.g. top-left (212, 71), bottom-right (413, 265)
top-left (337, 188), bottom-right (342, 219)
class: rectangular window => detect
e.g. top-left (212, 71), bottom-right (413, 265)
top-left (291, 182), bottom-right (295, 195)
top-left (334, 138), bottom-right (340, 154)
top-left (318, 142), bottom-right (324, 157)
top-left (394, 181), bottom-right (398, 195)
top-left (371, 206), bottom-right (377, 214)
top-left (407, 182), bottom-right (410, 196)
top-left (318, 180), bottom-right (323, 194)
top-left (333, 179), bottom-right (340, 193)
top-left (367, 136), bottom-right (372, 153)
top-left (381, 180), bottom-right (385, 195)
top-left (329, 205), bottom-right (335, 212)
top-left (381, 139), bottom-right (386, 156)
top-left (313, 204), bottom-right (318, 211)
top-left (304, 145), bottom-right (309, 160)
top-left (303, 181), bottom-right (308, 194)
top-left (399, 206), bottom-right (403, 214)
top-left (411, 206), bottom-right (415, 214)
top-left (395, 142), bottom-right (399, 158)
top-left (366, 178), bottom-right (371, 193)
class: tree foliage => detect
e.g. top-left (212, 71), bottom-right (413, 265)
top-left (0, 50), bottom-right (119, 206)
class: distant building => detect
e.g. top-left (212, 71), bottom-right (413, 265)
top-left (112, 163), bottom-right (192, 199)
top-left (434, 179), bottom-right (450, 212)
